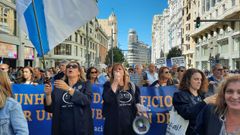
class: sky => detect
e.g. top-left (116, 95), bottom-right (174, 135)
top-left (97, 0), bottom-right (168, 51)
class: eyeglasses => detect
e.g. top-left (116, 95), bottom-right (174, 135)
top-left (217, 69), bottom-right (223, 71)
top-left (178, 70), bottom-right (185, 72)
top-left (91, 71), bottom-right (97, 74)
top-left (66, 64), bottom-right (78, 69)
top-left (164, 71), bottom-right (170, 74)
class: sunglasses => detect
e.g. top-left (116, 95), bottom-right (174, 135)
top-left (66, 64), bottom-right (78, 69)
top-left (164, 71), bottom-right (170, 74)
top-left (91, 71), bottom-right (97, 74)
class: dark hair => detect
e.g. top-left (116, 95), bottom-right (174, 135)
top-left (179, 68), bottom-right (208, 93)
top-left (177, 66), bottom-right (186, 72)
top-left (223, 66), bottom-right (228, 70)
top-left (21, 66), bottom-right (34, 83)
top-left (86, 67), bottom-right (98, 80)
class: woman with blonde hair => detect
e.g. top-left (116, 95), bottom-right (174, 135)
top-left (102, 63), bottom-right (141, 135)
top-left (44, 61), bottom-right (93, 135)
top-left (0, 71), bottom-right (29, 135)
top-left (196, 75), bottom-right (240, 135)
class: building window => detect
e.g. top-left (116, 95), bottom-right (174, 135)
top-left (223, 4), bottom-right (226, 12)
top-left (206, 0), bottom-right (210, 11)
top-left (75, 46), bottom-right (78, 56)
top-left (54, 44), bottom-right (72, 55)
top-left (202, 0), bottom-right (205, 14)
top-left (80, 36), bottom-right (83, 44)
top-left (0, 6), bottom-right (17, 36)
top-left (232, 0), bottom-right (236, 6)
top-left (216, 9), bottom-right (218, 17)
top-left (81, 48), bottom-right (83, 57)
top-left (75, 32), bottom-right (78, 42)
top-left (211, 0), bottom-right (216, 7)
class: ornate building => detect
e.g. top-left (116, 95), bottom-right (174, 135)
top-left (98, 12), bottom-right (118, 50)
top-left (192, 0), bottom-right (240, 70)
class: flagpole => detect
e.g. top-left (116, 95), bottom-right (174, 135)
top-left (31, 0), bottom-right (46, 70)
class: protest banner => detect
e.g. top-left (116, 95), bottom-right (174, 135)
top-left (12, 84), bottom-right (177, 135)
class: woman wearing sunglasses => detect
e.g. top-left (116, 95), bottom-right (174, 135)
top-left (44, 61), bottom-right (93, 135)
top-left (150, 66), bottom-right (177, 87)
top-left (86, 67), bottom-right (99, 85)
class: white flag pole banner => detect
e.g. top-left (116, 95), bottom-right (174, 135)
top-left (166, 107), bottom-right (189, 135)
top-left (16, 0), bottom-right (98, 56)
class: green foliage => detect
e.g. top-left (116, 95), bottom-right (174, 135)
top-left (167, 47), bottom-right (182, 59)
top-left (105, 47), bottom-right (125, 65)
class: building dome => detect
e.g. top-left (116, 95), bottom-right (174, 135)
top-left (129, 29), bottom-right (136, 34)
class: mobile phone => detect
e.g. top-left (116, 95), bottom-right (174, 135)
top-left (54, 72), bottom-right (65, 80)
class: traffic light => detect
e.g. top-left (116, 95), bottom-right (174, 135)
top-left (195, 17), bottom-right (201, 28)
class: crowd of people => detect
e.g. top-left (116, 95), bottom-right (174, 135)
top-left (0, 60), bottom-right (239, 135)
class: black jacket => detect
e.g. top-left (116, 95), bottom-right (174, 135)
top-left (173, 90), bottom-right (207, 135)
top-left (102, 81), bottom-right (140, 135)
top-left (44, 81), bottom-right (93, 135)
top-left (196, 105), bottom-right (223, 135)
top-left (150, 79), bottom-right (177, 87)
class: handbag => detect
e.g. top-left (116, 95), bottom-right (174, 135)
top-left (166, 107), bottom-right (189, 135)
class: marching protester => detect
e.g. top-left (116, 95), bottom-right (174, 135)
top-left (18, 66), bottom-right (37, 85)
top-left (53, 60), bottom-right (69, 81)
top-left (223, 66), bottom-right (230, 79)
top-left (196, 75), bottom-right (240, 135)
top-left (0, 63), bottom-right (16, 83)
top-left (144, 63), bottom-right (158, 86)
top-left (176, 66), bottom-right (186, 83)
top-left (173, 68), bottom-right (217, 135)
top-left (44, 61), bottom-right (93, 135)
top-left (150, 66), bottom-right (177, 87)
top-left (33, 67), bottom-right (45, 84)
top-left (86, 67), bottom-right (100, 84)
top-left (130, 64), bottom-right (146, 87)
top-left (98, 65), bottom-right (112, 84)
top-left (207, 63), bottom-right (224, 96)
top-left (0, 71), bottom-right (29, 135)
top-left (102, 63), bottom-right (141, 135)
top-left (170, 64), bottom-right (178, 80)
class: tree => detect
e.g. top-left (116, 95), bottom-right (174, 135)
top-left (123, 59), bottom-right (129, 67)
top-left (167, 47), bottom-right (182, 59)
top-left (105, 47), bottom-right (125, 65)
